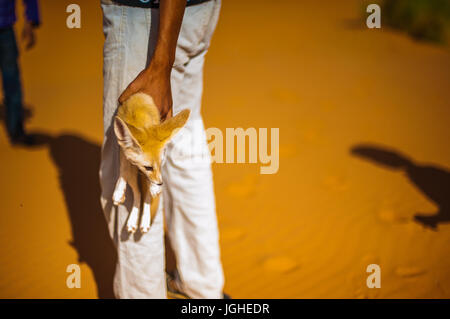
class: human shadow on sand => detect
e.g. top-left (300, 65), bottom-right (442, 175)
top-left (28, 132), bottom-right (117, 298)
top-left (351, 144), bottom-right (450, 230)
top-left (24, 131), bottom-right (177, 297)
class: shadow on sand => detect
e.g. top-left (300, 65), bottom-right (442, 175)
top-left (22, 131), bottom-right (177, 298)
top-left (28, 132), bottom-right (117, 298)
top-left (351, 144), bottom-right (450, 230)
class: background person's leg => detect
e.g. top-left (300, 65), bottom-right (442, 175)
top-left (99, 2), bottom-right (166, 299)
top-left (163, 0), bottom-right (224, 299)
top-left (0, 28), bottom-right (24, 140)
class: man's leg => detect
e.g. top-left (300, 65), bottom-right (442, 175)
top-left (0, 28), bottom-right (24, 140)
top-left (99, 2), bottom-right (166, 299)
top-left (163, 0), bottom-right (224, 299)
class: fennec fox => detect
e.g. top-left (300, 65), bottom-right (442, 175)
top-left (113, 93), bottom-right (190, 233)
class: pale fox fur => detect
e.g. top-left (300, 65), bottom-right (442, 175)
top-left (113, 93), bottom-right (190, 233)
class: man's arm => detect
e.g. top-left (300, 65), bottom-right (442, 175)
top-left (22, 0), bottom-right (41, 50)
top-left (119, 0), bottom-right (187, 120)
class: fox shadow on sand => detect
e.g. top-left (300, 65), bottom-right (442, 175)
top-left (351, 144), bottom-right (450, 230)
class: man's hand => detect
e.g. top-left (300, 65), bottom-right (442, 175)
top-left (118, 0), bottom-right (186, 121)
top-left (22, 21), bottom-right (36, 50)
top-left (119, 62), bottom-right (173, 120)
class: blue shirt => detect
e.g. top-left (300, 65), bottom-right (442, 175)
top-left (0, 0), bottom-right (40, 29)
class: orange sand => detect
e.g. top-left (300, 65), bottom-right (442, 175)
top-left (0, 0), bottom-right (449, 298)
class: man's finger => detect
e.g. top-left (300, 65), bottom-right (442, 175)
top-left (118, 87), bottom-right (133, 104)
top-left (26, 38), bottom-right (35, 50)
top-left (160, 107), bottom-right (173, 122)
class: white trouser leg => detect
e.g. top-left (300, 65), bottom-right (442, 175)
top-left (165, 0), bottom-right (224, 299)
top-left (99, 0), bottom-right (223, 299)
top-left (164, 50), bottom-right (224, 299)
top-left (100, 3), bottom-right (166, 299)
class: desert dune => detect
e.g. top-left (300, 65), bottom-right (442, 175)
top-left (0, 0), bottom-right (449, 298)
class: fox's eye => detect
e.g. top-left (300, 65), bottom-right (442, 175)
top-left (144, 166), bottom-right (153, 172)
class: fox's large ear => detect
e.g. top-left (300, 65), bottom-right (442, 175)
top-left (157, 109), bottom-right (190, 143)
top-left (114, 116), bottom-right (141, 152)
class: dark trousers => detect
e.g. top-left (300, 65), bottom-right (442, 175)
top-left (0, 27), bottom-right (24, 138)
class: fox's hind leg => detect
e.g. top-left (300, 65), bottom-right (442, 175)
top-left (140, 180), bottom-right (161, 234)
top-left (113, 150), bottom-right (128, 205)
top-left (140, 178), bottom-right (151, 233)
top-left (126, 165), bottom-right (140, 234)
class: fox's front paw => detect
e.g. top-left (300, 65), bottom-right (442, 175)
top-left (113, 189), bottom-right (126, 205)
top-left (113, 177), bottom-right (127, 205)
